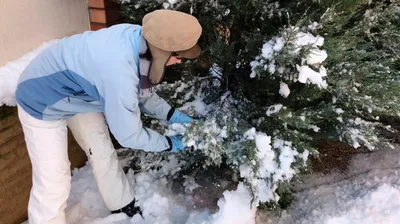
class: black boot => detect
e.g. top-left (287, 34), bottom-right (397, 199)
top-left (111, 198), bottom-right (142, 217)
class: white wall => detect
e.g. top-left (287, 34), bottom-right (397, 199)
top-left (0, 0), bottom-right (90, 66)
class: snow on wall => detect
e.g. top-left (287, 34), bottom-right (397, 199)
top-left (0, 40), bottom-right (57, 107)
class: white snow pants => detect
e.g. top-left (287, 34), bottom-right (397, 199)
top-left (18, 105), bottom-right (135, 224)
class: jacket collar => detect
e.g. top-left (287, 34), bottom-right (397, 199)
top-left (139, 34), bottom-right (155, 92)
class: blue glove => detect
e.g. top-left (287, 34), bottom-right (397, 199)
top-left (168, 109), bottom-right (193, 125)
top-left (166, 135), bottom-right (185, 152)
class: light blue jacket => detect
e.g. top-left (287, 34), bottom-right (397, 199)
top-left (16, 24), bottom-right (171, 152)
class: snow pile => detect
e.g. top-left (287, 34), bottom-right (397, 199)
top-left (163, 0), bottom-right (180, 9)
top-left (324, 184), bottom-right (400, 224)
top-left (209, 63), bottom-right (223, 79)
top-left (279, 82), bottom-right (290, 98)
top-left (250, 25), bottom-right (328, 90)
top-left (131, 171), bottom-right (203, 224)
top-left (65, 164), bottom-right (205, 224)
top-left (0, 40), bottom-right (57, 106)
top-left (296, 64), bottom-right (327, 88)
top-left (212, 183), bottom-right (256, 224)
top-left (63, 160), bottom-right (259, 224)
top-left (305, 48), bottom-right (327, 64)
top-left (266, 104), bottom-right (283, 116)
top-left (180, 97), bottom-right (210, 117)
top-left (240, 128), bottom-right (307, 204)
top-left (257, 145), bottom-right (400, 224)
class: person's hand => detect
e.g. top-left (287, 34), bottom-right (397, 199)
top-left (168, 109), bottom-right (194, 125)
top-left (165, 136), bottom-right (202, 152)
top-left (166, 135), bottom-right (185, 152)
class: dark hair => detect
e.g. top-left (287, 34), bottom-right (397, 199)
top-left (139, 48), bottom-right (152, 61)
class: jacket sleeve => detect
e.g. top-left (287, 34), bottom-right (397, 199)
top-left (97, 61), bottom-right (170, 152)
top-left (139, 89), bottom-right (172, 121)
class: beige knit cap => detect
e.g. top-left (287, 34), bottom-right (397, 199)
top-left (142, 10), bottom-right (202, 84)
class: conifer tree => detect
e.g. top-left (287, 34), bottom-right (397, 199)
top-left (117, 0), bottom-right (400, 207)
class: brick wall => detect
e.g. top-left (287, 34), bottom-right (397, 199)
top-left (0, 106), bottom-right (87, 224)
top-left (88, 0), bottom-right (124, 31)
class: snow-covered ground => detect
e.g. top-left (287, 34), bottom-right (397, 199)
top-left (63, 145), bottom-right (400, 224)
top-left (259, 145), bottom-right (400, 224)
top-left (63, 147), bottom-right (256, 224)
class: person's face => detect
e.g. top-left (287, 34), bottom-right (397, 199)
top-left (166, 54), bottom-right (184, 66)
